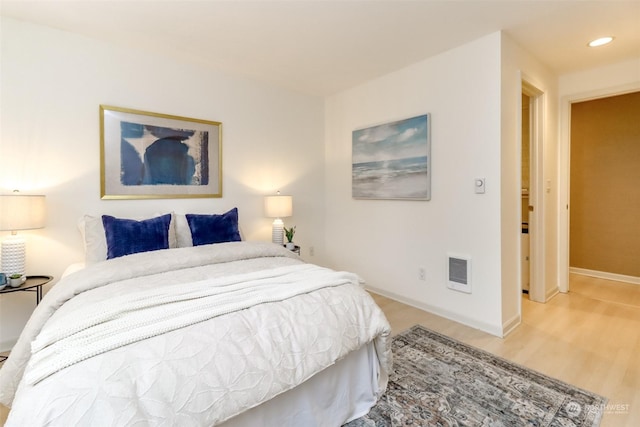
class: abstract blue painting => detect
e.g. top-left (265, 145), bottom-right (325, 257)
top-left (352, 114), bottom-right (430, 200)
top-left (101, 106), bottom-right (221, 199)
top-left (120, 122), bottom-right (208, 186)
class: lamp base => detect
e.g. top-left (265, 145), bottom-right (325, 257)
top-left (1, 236), bottom-right (26, 276)
top-left (272, 219), bottom-right (284, 246)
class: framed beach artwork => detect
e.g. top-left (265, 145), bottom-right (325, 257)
top-left (352, 114), bottom-right (431, 200)
top-left (100, 105), bottom-right (222, 199)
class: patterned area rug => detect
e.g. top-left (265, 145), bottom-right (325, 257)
top-left (345, 325), bottom-right (606, 426)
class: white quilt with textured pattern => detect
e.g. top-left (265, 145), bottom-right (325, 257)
top-left (0, 242), bottom-right (392, 426)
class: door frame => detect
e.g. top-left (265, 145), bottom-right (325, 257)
top-left (558, 82), bottom-right (640, 292)
top-left (522, 80), bottom-right (545, 303)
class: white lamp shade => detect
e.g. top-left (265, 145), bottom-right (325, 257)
top-left (0, 195), bottom-right (46, 231)
top-left (264, 195), bottom-right (293, 218)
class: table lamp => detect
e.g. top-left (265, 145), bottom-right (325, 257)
top-left (0, 193), bottom-right (46, 276)
top-left (264, 192), bottom-right (292, 245)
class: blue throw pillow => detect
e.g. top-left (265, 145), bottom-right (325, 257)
top-left (102, 214), bottom-right (172, 259)
top-left (186, 208), bottom-right (241, 246)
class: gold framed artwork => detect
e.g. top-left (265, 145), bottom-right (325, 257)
top-left (100, 105), bottom-right (222, 199)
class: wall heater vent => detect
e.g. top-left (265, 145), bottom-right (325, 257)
top-left (447, 254), bottom-right (472, 294)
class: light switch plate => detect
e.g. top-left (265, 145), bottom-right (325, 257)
top-left (474, 178), bottom-right (485, 194)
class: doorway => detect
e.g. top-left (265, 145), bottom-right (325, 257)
top-left (521, 93), bottom-right (531, 294)
top-left (521, 81), bottom-right (544, 303)
top-left (559, 85), bottom-right (640, 293)
top-left (569, 91), bottom-right (640, 281)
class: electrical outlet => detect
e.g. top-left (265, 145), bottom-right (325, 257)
top-left (309, 246), bottom-right (315, 256)
top-left (418, 268), bottom-right (426, 281)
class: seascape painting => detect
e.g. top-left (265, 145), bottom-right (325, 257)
top-left (352, 114), bottom-right (430, 200)
top-left (101, 106), bottom-right (222, 199)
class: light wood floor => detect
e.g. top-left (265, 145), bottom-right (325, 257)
top-left (371, 273), bottom-right (640, 427)
top-left (1, 273), bottom-right (638, 426)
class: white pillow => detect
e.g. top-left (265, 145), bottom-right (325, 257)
top-left (174, 213), bottom-right (193, 248)
top-left (78, 213), bottom-right (177, 264)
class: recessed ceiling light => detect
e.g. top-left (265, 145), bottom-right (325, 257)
top-left (588, 37), bottom-right (614, 47)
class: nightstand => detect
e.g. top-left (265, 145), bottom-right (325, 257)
top-left (0, 275), bottom-right (52, 363)
top-left (0, 275), bottom-right (53, 305)
top-left (284, 245), bottom-right (301, 255)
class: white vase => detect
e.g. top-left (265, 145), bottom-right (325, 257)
top-left (285, 242), bottom-right (295, 250)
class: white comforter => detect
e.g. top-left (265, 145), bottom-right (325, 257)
top-left (0, 242), bottom-right (392, 426)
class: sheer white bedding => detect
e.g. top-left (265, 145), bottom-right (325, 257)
top-left (0, 242), bottom-right (391, 426)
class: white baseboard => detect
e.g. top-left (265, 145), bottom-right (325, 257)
top-left (570, 267), bottom-right (640, 285)
top-left (502, 313), bottom-right (521, 337)
top-left (545, 286), bottom-right (560, 301)
top-left (366, 286), bottom-right (505, 338)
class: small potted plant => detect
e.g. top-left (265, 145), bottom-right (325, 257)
top-left (9, 273), bottom-right (24, 288)
top-left (284, 225), bottom-right (296, 250)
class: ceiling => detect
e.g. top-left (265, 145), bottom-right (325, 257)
top-left (1, 0), bottom-right (639, 96)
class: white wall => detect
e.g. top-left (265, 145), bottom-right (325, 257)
top-left (0, 15), bottom-right (601, 351)
top-left (324, 33), bottom-right (505, 336)
top-left (500, 34), bottom-right (559, 330)
top-left (559, 58), bottom-right (640, 98)
top-left (0, 17), bottom-right (326, 350)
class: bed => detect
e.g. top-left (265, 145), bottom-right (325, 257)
top-left (0, 210), bottom-right (392, 426)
